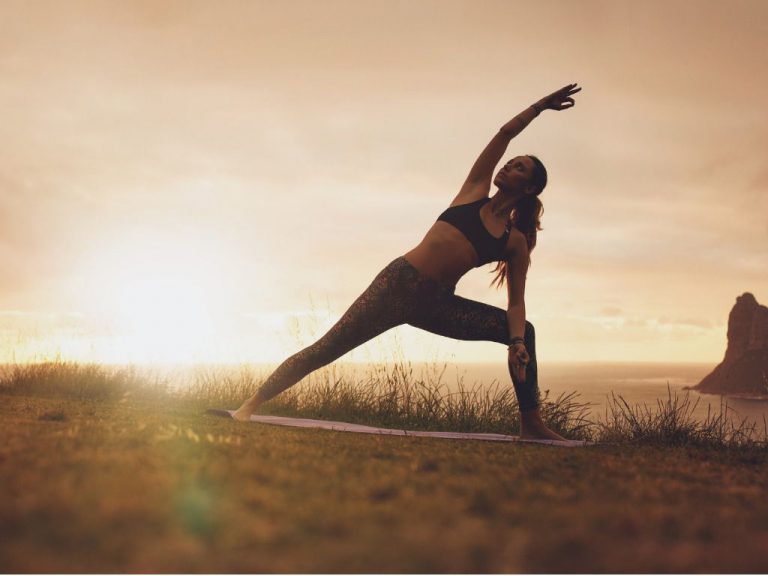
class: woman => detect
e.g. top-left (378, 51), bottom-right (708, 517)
top-left (233, 83), bottom-right (582, 441)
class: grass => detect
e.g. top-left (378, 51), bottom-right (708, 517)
top-left (1, 360), bottom-right (768, 572)
top-left (599, 385), bottom-right (768, 448)
top-left (2, 358), bottom-right (767, 448)
top-left (186, 360), bottom-right (597, 438)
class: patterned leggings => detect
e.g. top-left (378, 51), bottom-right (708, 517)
top-left (253, 256), bottom-right (540, 411)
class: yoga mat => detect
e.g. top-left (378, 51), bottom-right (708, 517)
top-left (205, 409), bottom-right (595, 447)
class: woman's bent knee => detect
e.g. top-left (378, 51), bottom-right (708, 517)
top-left (525, 320), bottom-right (535, 337)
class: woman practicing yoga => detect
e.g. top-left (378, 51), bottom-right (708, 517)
top-left (233, 83), bottom-right (582, 440)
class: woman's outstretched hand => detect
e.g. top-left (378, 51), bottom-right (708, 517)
top-left (536, 83), bottom-right (581, 111)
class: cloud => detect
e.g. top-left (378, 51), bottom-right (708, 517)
top-left (656, 316), bottom-right (714, 330)
top-left (600, 306), bottom-right (623, 317)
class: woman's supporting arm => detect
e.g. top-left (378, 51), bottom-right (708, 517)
top-left (506, 233), bottom-right (531, 383)
top-left (505, 232), bottom-right (529, 342)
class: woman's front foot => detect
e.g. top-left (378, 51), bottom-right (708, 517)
top-left (519, 408), bottom-right (568, 441)
top-left (520, 425), bottom-right (568, 441)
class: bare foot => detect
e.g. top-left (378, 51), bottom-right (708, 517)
top-left (519, 408), bottom-right (569, 440)
top-left (232, 408), bottom-right (252, 422)
top-left (232, 404), bottom-right (255, 421)
top-left (231, 394), bottom-right (265, 421)
top-left (520, 424), bottom-right (568, 441)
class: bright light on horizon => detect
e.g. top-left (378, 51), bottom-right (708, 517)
top-left (0, 1), bottom-right (764, 366)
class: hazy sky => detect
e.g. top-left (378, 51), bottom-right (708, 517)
top-left (1, 0), bottom-right (766, 364)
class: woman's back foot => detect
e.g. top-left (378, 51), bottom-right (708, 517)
top-left (232, 407), bottom-right (253, 421)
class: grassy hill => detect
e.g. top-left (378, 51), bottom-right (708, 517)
top-left (1, 361), bottom-right (767, 573)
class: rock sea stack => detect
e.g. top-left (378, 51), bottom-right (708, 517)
top-left (693, 292), bottom-right (768, 397)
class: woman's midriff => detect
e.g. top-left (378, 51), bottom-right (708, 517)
top-left (403, 222), bottom-right (480, 286)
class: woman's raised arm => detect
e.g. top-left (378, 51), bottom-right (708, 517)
top-left (458, 84), bottom-right (581, 198)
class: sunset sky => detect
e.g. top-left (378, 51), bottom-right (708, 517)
top-left (1, 0), bottom-right (766, 365)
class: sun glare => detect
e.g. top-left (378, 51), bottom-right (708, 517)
top-left (72, 231), bottom-right (238, 364)
top-left (112, 274), bottom-right (216, 363)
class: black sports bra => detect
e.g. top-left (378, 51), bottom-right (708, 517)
top-left (436, 197), bottom-right (512, 266)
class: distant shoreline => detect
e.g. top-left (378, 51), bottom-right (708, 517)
top-left (0, 359), bottom-right (717, 369)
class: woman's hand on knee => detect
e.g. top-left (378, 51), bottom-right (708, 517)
top-left (508, 343), bottom-right (529, 383)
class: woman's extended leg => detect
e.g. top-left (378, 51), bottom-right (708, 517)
top-left (233, 258), bottom-right (415, 420)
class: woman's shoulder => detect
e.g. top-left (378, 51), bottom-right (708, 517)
top-left (507, 223), bottom-right (527, 242)
top-left (503, 226), bottom-right (529, 259)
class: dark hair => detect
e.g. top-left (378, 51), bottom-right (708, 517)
top-left (490, 155), bottom-right (547, 290)
top-left (527, 154), bottom-right (547, 193)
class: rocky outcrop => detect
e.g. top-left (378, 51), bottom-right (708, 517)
top-left (694, 293), bottom-right (768, 397)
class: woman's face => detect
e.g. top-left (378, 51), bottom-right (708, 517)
top-left (494, 156), bottom-right (537, 195)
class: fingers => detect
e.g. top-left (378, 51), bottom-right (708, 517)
top-left (546, 83), bottom-right (575, 99)
top-left (556, 84), bottom-right (582, 99)
top-left (510, 344), bottom-right (529, 366)
top-left (545, 84), bottom-right (581, 111)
